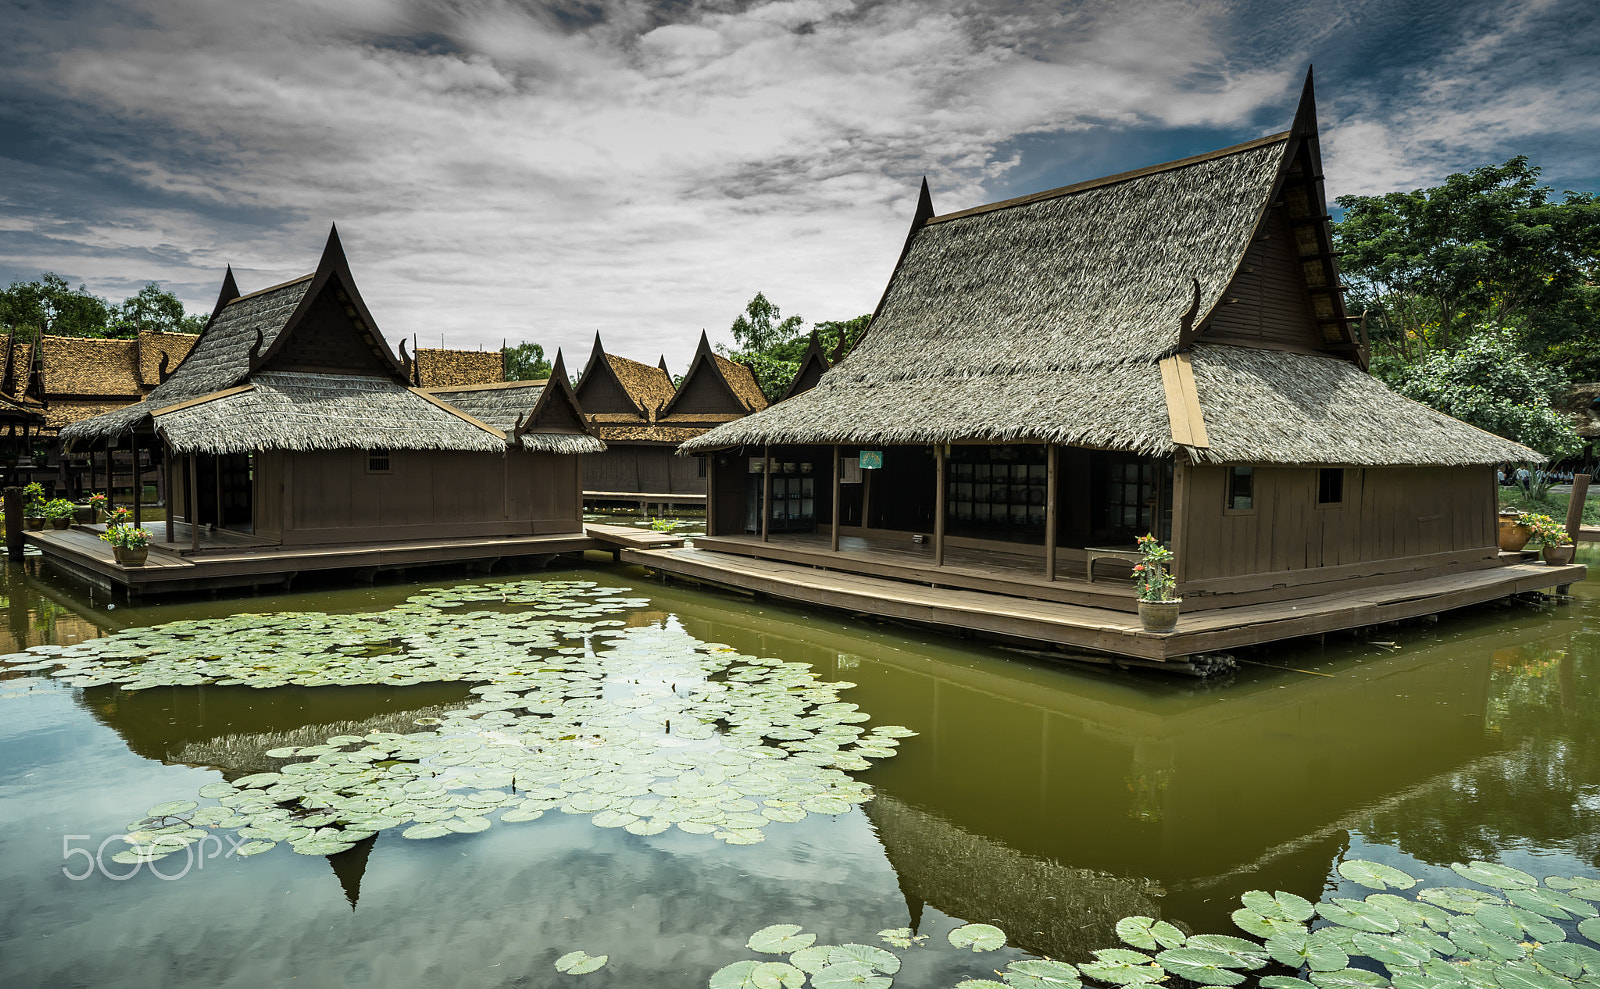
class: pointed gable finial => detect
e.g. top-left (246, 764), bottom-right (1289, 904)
top-left (913, 176), bottom-right (935, 227)
top-left (549, 347), bottom-right (568, 385)
top-left (696, 329), bottom-right (713, 356)
top-left (657, 355), bottom-right (669, 374)
top-left (1292, 66), bottom-right (1318, 140)
top-left (323, 222), bottom-right (346, 265)
top-left (210, 265), bottom-right (241, 322)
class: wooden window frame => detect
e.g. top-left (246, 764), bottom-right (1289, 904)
top-left (1223, 465), bottom-right (1257, 516)
top-left (366, 449), bottom-right (392, 475)
top-left (1316, 467), bottom-right (1345, 508)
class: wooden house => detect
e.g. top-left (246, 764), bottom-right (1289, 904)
top-left (575, 331), bottom-right (766, 507)
top-left (656, 73), bottom-right (1581, 667)
top-left (776, 330), bottom-right (832, 403)
top-left (48, 227), bottom-right (604, 592)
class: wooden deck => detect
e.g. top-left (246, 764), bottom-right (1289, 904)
top-left (26, 522), bottom-right (682, 596)
top-left (622, 544), bottom-right (1585, 664)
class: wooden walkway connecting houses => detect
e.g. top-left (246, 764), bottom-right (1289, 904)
top-left (641, 71), bottom-right (1585, 669)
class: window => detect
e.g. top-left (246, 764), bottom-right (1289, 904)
top-left (697, 457), bottom-right (707, 478)
top-left (1227, 466), bottom-right (1254, 511)
top-left (1318, 467), bottom-right (1343, 506)
top-left (367, 449), bottom-right (392, 474)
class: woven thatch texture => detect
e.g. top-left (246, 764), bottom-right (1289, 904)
top-left (605, 353), bottom-right (676, 414)
top-left (137, 331), bottom-right (199, 387)
top-left (150, 372), bottom-right (506, 454)
top-left (1188, 344), bottom-right (1540, 465)
top-left (687, 142), bottom-right (1284, 451)
top-left (429, 382), bottom-right (604, 453)
top-left (48, 400), bottom-right (130, 431)
top-left (0, 392), bottom-right (44, 424)
top-left (40, 336), bottom-right (143, 397)
top-left (415, 348), bottom-right (504, 388)
top-left (151, 276), bottom-right (313, 405)
top-left (713, 354), bottom-right (769, 411)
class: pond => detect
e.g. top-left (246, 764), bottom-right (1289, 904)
top-left (2, 548), bottom-right (1598, 988)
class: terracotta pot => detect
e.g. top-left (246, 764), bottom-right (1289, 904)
top-left (25, 517), bottom-right (44, 531)
top-left (1498, 517), bottom-right (1532, 552)
top-left (1138, 598), bottom-right (1182, 633)
top-left (1543, 543), bottom-right (1577, 566)
top-left (116, 545), bottom-right (148, 567)
top-left (48, 517), bottom-right (70, 530)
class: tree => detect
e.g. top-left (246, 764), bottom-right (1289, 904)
top-left (1334, 157), bottom-right (1600, 370)
top-left (1392, 331), bottom-right (1579, 459)
top-left (503, 341), bottom-right (552, 381)
top-left (108, 283), bottom-right (205, 337)
top-left (0, 273), bottom-right (113, 339)
top-left (719, 292), bottom-right (873, 400)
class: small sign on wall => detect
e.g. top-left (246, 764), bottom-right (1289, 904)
top-left (859, 450), bottom-right (884, 470)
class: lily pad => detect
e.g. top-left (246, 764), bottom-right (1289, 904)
top-left (1451, 862), bottom-right (1538, 890)
top-left (1339, 859), bottom-right (1420, 891)
top-left (1155, 948), bottom-right (1247, 986)
top-left (748, 925), bottom-right (816, 954)
top-left (1003, 959), bottom-right (1081, 988)
top-left (1117, 916), bottom-right (1186, 950)
top-left (948, 923), bottom-right (1007, 952)
top-left (1079, 948), bottom-right (1163, 985)
top-left (554, 949), bottom-right (607, 975)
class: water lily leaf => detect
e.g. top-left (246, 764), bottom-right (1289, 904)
top-left (1420, 888), bottom-right (1505, 915)
top-left (1339, 859), bottom-right (1419, 890)
top-left (1447, 919), bottom-right (1526, 961)
top-left (1452, 862), bottom-right (1538, 890)
top-left (1545, 877), bottom-right (1600, 902)
top-left (1079, 948), bottom-right (1163, 985)
top-left (878, 929), bottom-right (914, 949)
top-left (233, 840), bottom-right (276, 857)
top-left (832, 944), bottom-right (899, 974)
top-left (1118, 916), bottom-right (1186, 950)
top-left (1490, 962), bottom-right (1570, 989)
top-left (1576, 917), bottom-right (1600, 944)
top-left (146, 800), bottom-right (197, 818)
top-left (1185, 934), bottom-right (1268, 969)
top-left (554, 950), bottom-right (607, 975)
top-left (1261, 979), bottom-right (1318, 989)
top-left (1351, 932), bottom-right (1434, 969)
top-left (1309, 968), bottom-right (1391, 988)
top-left (750, 962), bottom-right (805, 989)
top-left (1155, 948), bottom-right (1248, 985)
top-left (810, 962), bottom-right (890, 989)
top-left (625, 818), bottom-right (669, 836)
top-left (1507, 887), bottom-right (1597, 920)
top-left (1366, 894), bottom-right (1456, 932)
top-left (708, 959), bottom-right (765, 987)
top-left (1318, 898), bottom-right (1401, 933)
top-left (748, 925), bottom-right (817, 955)
top-left (788, 946), bottom-right (838, 974)
top-left (1233, 908), bottom-right (1305, 940)
top-left (954, 982), bottom-right (1007, 989)
top-left (197, 782), bottom-right (237, 799)
top-left (1266, 930), bottom-right (1349, 972)
top-left (948, 924), bottom-right (1007, 952)
top-left (1002, 959), bottom-right (1080, 989)
top-left (1532, 941), bottom-right (1600, 978)
top-left (401, 822), bottom-right (451, 839)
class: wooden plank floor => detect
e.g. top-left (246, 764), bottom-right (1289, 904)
top-left (623, 545), bottom-right (1586, 662)
top-left (585, 523), bottom-right (686, 551)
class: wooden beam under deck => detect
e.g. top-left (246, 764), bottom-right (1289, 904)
top-left (622, 545), bottom-right (1584, 663)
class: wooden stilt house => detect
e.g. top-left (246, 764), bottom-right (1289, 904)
top-left (575, 331), bottom-right (766, 506)
top-left (663, 72), bottom-right (1576, 664)
top-left (56, 227), bottom-right (602, 568)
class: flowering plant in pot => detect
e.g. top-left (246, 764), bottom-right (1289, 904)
top-left (105, 506), bottom-right (135, 527)
top-left (22, 482), bottom-right (46, 529)
top-left (1132, 533), bottom-right (1180, 633)
top-left (1519, 513), bottom-right (1577, 565)
top-left (43, 498), bottom-right (76, 529)
top-left (98, 523), bottom-right (151, 565)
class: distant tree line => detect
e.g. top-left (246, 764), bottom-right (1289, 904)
top-left (0, 274), bottom-right (205, 340)
top-left (1333, 156), bottom-right (1600, 460)
top-left (718, 292), bottom-right (871, 400)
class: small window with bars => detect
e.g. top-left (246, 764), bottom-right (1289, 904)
top-left (367, 449), bottom-right (392, 474)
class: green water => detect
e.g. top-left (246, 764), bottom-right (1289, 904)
top-left (1, 549), bottom-right (1597, 987)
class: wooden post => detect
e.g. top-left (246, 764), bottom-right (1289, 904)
top-left (1045, 444), bottom-right (1058, 581)
top-left (831, 445), bottom-right (841, 553)
top-left (1170, 457), bottom-right (1188, 585)
top-left (188, 453), bottom-right (200, 553)
top-left (704, 456), bottom-right (717, 537)
top-left (761, 446), bottom-right (772, 543)
top-left (934, 444), bottom-right (946, 566)
top-left (131, 431), bottom-right (142, 525)
top-left (164, 448), bottom-right (174, 542)
top-left (862, 464), bottom-right (873, 532)
top-left (214, 455), bottom-right (223, 529)
top-left (1566, 474), bottom-right (1590, 545)
top-left (4, 486), bottom-right (22, 560)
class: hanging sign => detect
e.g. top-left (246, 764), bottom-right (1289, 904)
top-left (859, 450), bottom-right (884, 470)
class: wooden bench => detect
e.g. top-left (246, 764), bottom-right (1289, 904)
top-left (1084, 545), bottom-right (1145, 583)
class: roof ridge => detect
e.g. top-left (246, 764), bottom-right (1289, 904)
top-left (927, 130), bottom-right (1292, 226)
top-left (225, 272), bottom-right (314, 306)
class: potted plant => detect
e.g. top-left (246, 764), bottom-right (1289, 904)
top-left (1133, 533), bottom-right (1181, 633)
top-left (105, 506), bottom-right (135, 528)
top-left (43, 498), bottom-right (76, 530)
top-left (1519, 513), bottom-right (1577, 566)
top-left (77, 491), bottom-right (107, 524)
top-left (87, 492), bottom-right (107, 519)
top-left (1497, 508), bottom-right (1534, 552)
top-left (22, 482), bottom-right (46, 530)
top-left (99, 523), bottom-right (151, 566)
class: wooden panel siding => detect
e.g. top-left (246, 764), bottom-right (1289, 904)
top-left (1176, 465), bottom-right (1498, 595)
top-left (264, 279), bottom-right (394, 377)
top-left (668, 369), bottom-right (740, 416)
top-left (582, 447), bottom-right (705, 495)
top-left (1199, 206), bottom-right (1326, 354)
top-left (254, 450), bottom-right (284, 541)
top-left (575, 371), bottom-right (640, 417)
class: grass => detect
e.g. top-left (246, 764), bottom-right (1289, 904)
top-left (1498, 486), bottom-right (1600, 526)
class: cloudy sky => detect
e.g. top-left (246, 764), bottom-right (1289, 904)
top-left (2, 0), bottom-right (1595, 369)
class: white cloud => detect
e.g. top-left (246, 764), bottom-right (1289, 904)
top-left (4, 0), bottom-right (1325, 365)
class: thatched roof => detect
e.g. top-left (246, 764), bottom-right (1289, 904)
top-left (574, 334), bottom-right (677, 418)
top-left (145, 373), bottom-right (507, 455)
top-left (607, 353), bottom-right (677, 413)
top-left (428, 372), bottom-right (606, 455)
top-left (713, 353), bottom-right (768, 412)
top-left (414, 348), bottom-right (504, 388)
top-left (136, 331), bottom-right (199, 388)
top-left (777, 330), bottom-right (831, 403)
top-left (40, 336), bottom-right (143, 397)
top-left (685, 77), bottom-right (1537, 467)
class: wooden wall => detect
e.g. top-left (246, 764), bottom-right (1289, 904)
top-left (575, 371), bottom-right (638, 416)
top-left (670, 366), bottom-right (737, 415)
top-left (258, 448), bottom-right (580, 545)
top-left (263, 278), bottom-right (393, 377)
top-left (1198, 206), bottom-right (1327, 354)
top-left (1176, 464), bottom-right (1499, 602)
top-left (582, 446), bottom-right (705, 495)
